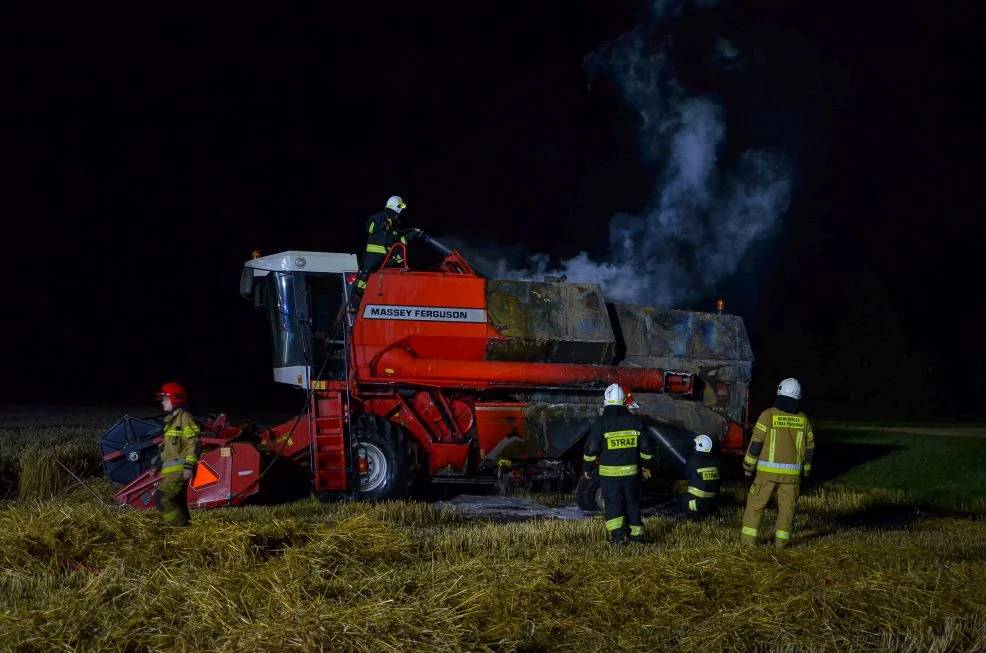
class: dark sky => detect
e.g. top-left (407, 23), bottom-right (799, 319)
top-left (3, 1), bottom-right (984, 417)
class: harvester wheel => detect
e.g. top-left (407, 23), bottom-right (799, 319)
top-left (350, 414), bottom-right (416, 501)
top-left (575, 475), bottom-right (604, 512)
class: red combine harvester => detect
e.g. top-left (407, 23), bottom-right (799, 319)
top-left (100, 238), bottom-right (754, 510)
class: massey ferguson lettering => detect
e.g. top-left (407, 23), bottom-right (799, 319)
top-left (362, 304), bottom-right (487, 323)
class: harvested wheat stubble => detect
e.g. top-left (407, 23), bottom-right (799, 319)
top-left (1, 489), bottom-right (986, 653)
top-left (3, 412), bottom-right (986, 651)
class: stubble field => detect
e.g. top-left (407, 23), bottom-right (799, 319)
top-left (2, 407), bottom-right (985, 652)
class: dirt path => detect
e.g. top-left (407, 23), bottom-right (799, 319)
top-left (433, 494), bottom-right (680, 522)
top-left (824, 425), bottom-right (986, 438)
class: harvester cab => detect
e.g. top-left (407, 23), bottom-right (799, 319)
top-left (238, 250), bottom-right (359, 389)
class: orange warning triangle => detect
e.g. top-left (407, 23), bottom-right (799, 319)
top-left (192, 462), bottom-right (220, 488)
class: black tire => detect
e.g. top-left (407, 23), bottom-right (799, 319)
top-left (575, 475), bottom-right (604, 512)
top-left (349, 414), bottom-right (416, 501)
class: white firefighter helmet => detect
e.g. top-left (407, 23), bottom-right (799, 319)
top-left (604, 383), bottom-right (626, 406)
top-left (777, 377), bottom-right (802, 400)
top-left (385, 195), bottom-right (407, 215)
top-left (694, 434), bottom-right (713, 453)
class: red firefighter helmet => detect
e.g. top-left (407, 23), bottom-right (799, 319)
top-left (155, 382), bottom-right (188, 408)
top-left (624, 387), bottom-right (640, 411)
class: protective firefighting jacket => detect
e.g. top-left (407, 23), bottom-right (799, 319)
top-left (159, 408), bottom-right (201, 475)
top-left (743, 406), bottom-right (815, 484)
top-left (684, 450), bottom-right (721, 500)
top-left (365, 211), bottom-right (408, 258)
top-left (583, 405), bottom-right (654, 477)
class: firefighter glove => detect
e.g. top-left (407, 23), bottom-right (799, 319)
top-left (182, 468), bottom-right (193, 481)
top-left (743, 466), bottom-right (754, 477)
top-left (641, 467), bottom-right (652, 481)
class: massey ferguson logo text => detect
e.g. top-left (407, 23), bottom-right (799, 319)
top-left (362, 304), bottom-right (487, 323)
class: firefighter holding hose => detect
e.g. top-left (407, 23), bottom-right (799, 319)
top-left (583, 384), bottom-right (655, 544)
top-left (153, 382), bottom-right (200, 527)
top-left (741, 377), bottom-right (815, 549)
top-left (677, 434), bottom-right (721, 519)
top-left (350, 195), bottom-right (423, 306)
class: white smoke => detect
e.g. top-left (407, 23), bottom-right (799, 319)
top-left (493, 0), bottom-right (794, 307)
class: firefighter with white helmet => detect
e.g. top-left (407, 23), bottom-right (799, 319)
top-left (582, 384), bottom-right (655, 543)
top-left (153, 382), bottom-right (200, 527)
top-left (350, 195), bottom-right (424, 306)
top-left (676, 433), bottom-right (721, 519)
top-left (741, 377), bottom-right (816, 549)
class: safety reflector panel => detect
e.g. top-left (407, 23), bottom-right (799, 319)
top-left (187, 443), bottom-right (261, 508)
top-left (192, 462), bottom-right (220, 489)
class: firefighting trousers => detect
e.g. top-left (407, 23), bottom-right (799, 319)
top-left (677, 493), bottom-right (714, 518)
top-left (741, 480), bottom-right (800, 548)
top-left (350, 252), bottom-right (391, 307)
top-left (155, 472), bottom-right (191, 527)
top-left (602, 476), bottom-right (643, 542)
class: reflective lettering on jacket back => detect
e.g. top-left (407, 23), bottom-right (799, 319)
top-left (605, 430), bottom-right (639, 450)
top-left (698, 467), bottom-right (720, 481)
top-left (772, 415), bottom-right (806, 429)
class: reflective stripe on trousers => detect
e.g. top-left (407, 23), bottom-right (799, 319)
top-left (599, 464), bottom-right (638, 477)
top-left (756, 460), bottom-right (802, 474)
top-left (161, 458), bottom-right (186, 474)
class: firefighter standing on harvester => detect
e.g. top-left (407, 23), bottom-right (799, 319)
top-left (678, 434), bottom-right (721, 519)
top-left (741, 377), bottom-right (815, 549)
top-left (153, 382), bottom-right (200, 527)
top-left (583, 384), bottom-right (655, 544)
top-left (350, 195), bottom-right (423, 306)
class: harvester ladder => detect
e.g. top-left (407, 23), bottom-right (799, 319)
top-left (311, 390), bottom-right (348, 492)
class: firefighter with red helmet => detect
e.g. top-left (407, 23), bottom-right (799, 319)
top-left (624, 390), bottom-right (654, 484)
top-left (624, 390), bottom-right (640, 414)
top-left (583, 384), bottom-right (655, 544)
top-left (741, 377), bottom-right (815, 549)
top-left (153, 382), bottom-right (200, 527)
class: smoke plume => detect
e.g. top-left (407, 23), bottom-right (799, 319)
top-left (484, 0), bottom-right (794, 307)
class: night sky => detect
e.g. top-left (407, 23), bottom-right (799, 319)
top-left (4, 1), bottom-right (984, 419)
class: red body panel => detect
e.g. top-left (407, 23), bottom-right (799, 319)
top-left (113, 469), bottom-right (161, 509)
top-left (188, 443), bottom-right (262, 508)
top-left (474, 403), bottom-right (527, 459)
top-left (262, 414), bottom-right (312, 459)
top-left (113, 442), bottom-right (261, 510)
top-left (352, 271), bottom-right (491, 368)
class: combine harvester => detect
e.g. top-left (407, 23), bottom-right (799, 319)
top-left (100, 237), bottom-right (754, 511)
